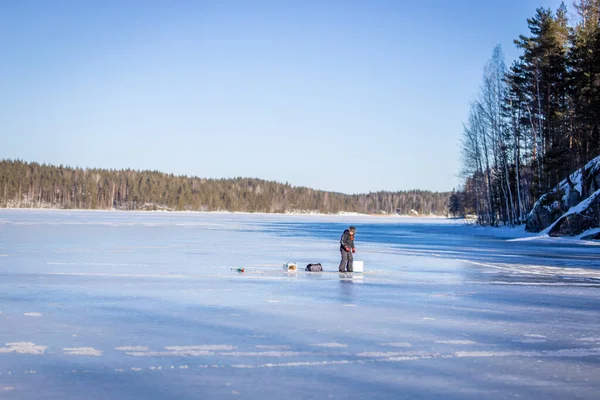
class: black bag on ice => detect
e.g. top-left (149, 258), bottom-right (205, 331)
top-left (305, 263), bottom-right (323, 272)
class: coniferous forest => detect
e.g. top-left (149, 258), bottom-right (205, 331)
top-left (456, 1), bottom-right (600, 225)
top-left (0, 160), bottom-right (450, 215)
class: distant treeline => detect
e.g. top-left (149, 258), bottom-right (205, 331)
top-left (0, 160), bottom-right (451, 215)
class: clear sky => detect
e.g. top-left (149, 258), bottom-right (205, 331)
top-left (0, 0), bottom-right (566, 194)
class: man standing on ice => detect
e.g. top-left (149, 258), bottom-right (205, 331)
top-left (339, 226), bottom-right (356, 272)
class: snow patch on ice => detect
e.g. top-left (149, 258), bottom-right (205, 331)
top-left (165, 345), bottom-right (235, 351)
top-left (312, 343), bottom-right (347, 348)
top-left (383, 356), bottom-right (422, 362)
top-left (115, 346), bottom-right (149, 351)
top-left (0, 342), bottom-right (47, 355)
top-left (48, 272), bottom-right (186, 279)
top-left (125, 344), bottom-right (236, 357)
top-left (357, 351), bottom-right (430, 358)
top-left (456, 350), bottom-right (539, 357)
top-left (231, 360), bottom-right (358, 369)
top-left (254, 345), bottom-right (291, 350)
top-left (47, 262), bottom-right (150, 267)
top-left (358, 352), bottom-right (409, 357)
top-left (472, 280), bottom-right (600, 287)
top-left (63, 347), bottom-right (102, 356)
top-left (578, 337), bottom-right (600, 342)
top-left (126, 350), bottom-right (214, 357)
top-left (380, 342), bottom-right (412, 348)
top-left (463, 259), bottom-right (600, 280)
top-left (516, 339), bottom-right (547, 343)
top-left (219, 351), bottom-right (303, 357)
top-left (435, 340), bottom-right (476, 345)
top-left (455, 347), bottom-right (600, 358)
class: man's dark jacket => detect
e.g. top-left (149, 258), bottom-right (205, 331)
top-left (339, 229), bottom-right (355, 251)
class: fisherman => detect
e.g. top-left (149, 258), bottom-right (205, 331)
top-left (339, 226), bottom-right (356, 272)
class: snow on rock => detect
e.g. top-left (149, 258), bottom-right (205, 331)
top-left (527, 155), bottom-right (600, 234)
top-left (579, 227), bottom-right (600, 241)
top-left (544, 189), bottom-right (600, 237)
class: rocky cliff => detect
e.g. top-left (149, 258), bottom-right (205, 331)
top-left (526, 155), bottom-right (600, 237)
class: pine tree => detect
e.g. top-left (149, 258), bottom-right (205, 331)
top-left (569, 0), bottom-right (600, 198)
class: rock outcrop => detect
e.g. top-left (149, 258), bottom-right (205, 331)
top-left (546, 189), bottom-right (600, 237)
top-left (526, 155), bottom-right (600, 236)
top-left (525, 192), bottom-right (564, 233)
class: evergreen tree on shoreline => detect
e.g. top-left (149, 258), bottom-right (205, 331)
top-left (460, 2), bottom-right (600, 226)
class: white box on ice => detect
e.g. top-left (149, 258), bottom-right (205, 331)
top-left (353, 261), bottom-right (364, 273)
top-left (283, 262), bottom-right (297, 272)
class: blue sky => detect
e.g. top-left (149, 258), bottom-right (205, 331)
top-left (0, 0), bottom-right (566, 194)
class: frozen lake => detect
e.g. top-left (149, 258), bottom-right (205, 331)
top-left (1, 209), bottom-right (599, 399)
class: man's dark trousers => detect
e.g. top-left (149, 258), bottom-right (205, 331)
top-left (339, 250), bottom-right (353, 272)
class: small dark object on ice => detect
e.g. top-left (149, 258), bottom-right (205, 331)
top-left (305, 263), bottom-right (323, 272)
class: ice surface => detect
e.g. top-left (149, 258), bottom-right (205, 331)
top-left (0, 210), bottom-right (599, 399)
